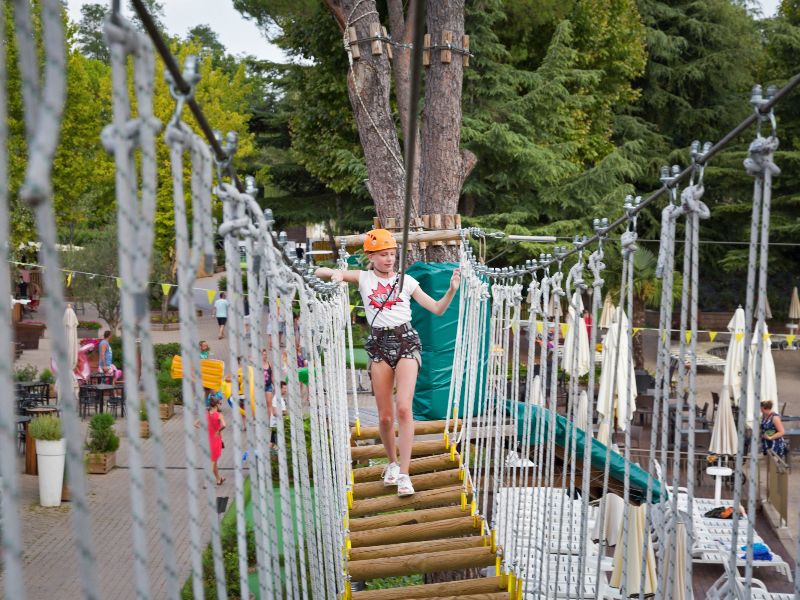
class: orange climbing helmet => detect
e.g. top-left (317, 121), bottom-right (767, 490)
top-left (363, 228), bottom-right (397, 253)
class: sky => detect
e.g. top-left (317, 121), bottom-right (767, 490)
top-left (66, 0), bottom-right (782, 63)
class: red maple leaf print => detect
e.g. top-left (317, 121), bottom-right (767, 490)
top-left (368, 282), bottom-right (402, 310)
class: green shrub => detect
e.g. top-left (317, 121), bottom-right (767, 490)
top-left (154, 343), bottom-right (182, 368)
top-left (77, 320), bottom-right (102, 330)
top-left (139, 402), bottom-right (148, 421)
top-left (13, 364), bottom-right (38, 382)
top-left (29, 415), bottom-right (62, 440)
top-left (38, 368), bottom-right (55, 384)
top-left (270, 415), bottom-right (313, 483)
top-left (86, 413), bottom-right (120, 453)
top-left (157, 357), bottom-right (182, 404)
top-left (109, 336), bottom-right (123, 366)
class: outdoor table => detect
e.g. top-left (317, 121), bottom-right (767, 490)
top-left (82, 384), bottom-right (119, 413)
top-left (23, 407), bottom-right (58, 475)
top-left (706, 465), bottom-right (733, 503)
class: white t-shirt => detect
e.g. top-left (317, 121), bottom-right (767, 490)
top-left (358, 270), bottom-right (419, 328)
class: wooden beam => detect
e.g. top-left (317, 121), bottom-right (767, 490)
top-left (353, 453), bottom-right (457, 482)
top-left (347, 545), bottom-right (495, 580)
top-left (352, 419), bottom-right (456, 441)
top-left (349, 485), bottom-right (464, 518)
top-left (351, 575), bottom-right (505, 600)
top-left (462, 35), bottom-right (470, 67)
top-left (440, 31), bottom-right (453, 63)
top-left (353, 468), bottom-right (463, 499)
top-left (336, 229), bottom-right (463, 248)
top-left (370, 23), bottom-right (383, 55)
top-left (349, 536), bottom-right (484, 561)
top-left (348, 27), bottom-right (360, 59)
top-left (351, 438), bottom-right (445, 461)
top-left (349, 505), bottom-right (465, 532)
top-left (350, 515), bottom-right (479, 548)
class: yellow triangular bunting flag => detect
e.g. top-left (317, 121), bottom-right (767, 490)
top-left (708, 331), bottom-right (718, 342)
top-left (536, 322), bottom-right (543, 333)
top-left (685, 331), bottom-right (692, 343)
top-left (511, 322), bottom-right (518, 335)
top-left (161, 283), bottom-right (171, 296)
top-left (207, 290), bottom-right (216, 304)
top-left (559, 323), bottom-right (568, 338)
top-left (349, 304), bottom-right (356, 313)
top-left (735, 332), bottom-right (744, 342)
top-left (115, 277), bottom-right (121, 289)
top-left (632, 328), bottom-right (641, 335)
top-left (787, 335), bottom-right (796, 346)
top-left (66, 272), bottom-right (73, 287)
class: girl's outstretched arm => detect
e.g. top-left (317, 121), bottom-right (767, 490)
top-left (315, 267), bottom-right (361, 284)
top-left (411, 269), bottom-right (460, 316)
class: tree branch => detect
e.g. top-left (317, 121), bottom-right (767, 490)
top-left (323, 0), bottom-right (346, 31)
top-left (460, 148), bottom-right (478, 189)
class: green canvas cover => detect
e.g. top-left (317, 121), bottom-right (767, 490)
top-left (506, 400), bottom-right (662, 504)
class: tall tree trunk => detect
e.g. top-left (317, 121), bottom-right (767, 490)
top-left (632, 294), bottom-right (646, 370)
top-left (420, 0), bottom-right (475, 262)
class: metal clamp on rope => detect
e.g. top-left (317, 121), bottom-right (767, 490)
top-left (751, 84), bottom-right (778, 138)
top-left (164, 55), bottom-right (200, 126)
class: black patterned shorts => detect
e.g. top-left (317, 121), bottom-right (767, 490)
top-left (365, 324), bottom-right (422, 370)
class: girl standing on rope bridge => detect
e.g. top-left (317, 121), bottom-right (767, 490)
top-left (316, 229), bottom-right (459, 496)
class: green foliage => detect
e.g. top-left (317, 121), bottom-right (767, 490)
top-left (30, 415), bottom-right (62, 441)
top-left (157, 357), bottom-right (182, 405)
top-left (365, 574), bottom-right (425, 590)
top-left (270, 415), bottom-right (313, 483)
top-left (86, 413), bottom-right (120, 454)
top-left (38, 369), bottom-right (55, 385)
top-left (139, 402), bottom-right (148, 422)
top-left (13, 364), bottom-right (39, 382)
top-left (77, 321), bottom-right (102, 330)
top-left (154, 343), bottom-right (183, 367)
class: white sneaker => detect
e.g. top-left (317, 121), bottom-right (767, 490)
top-left (382, 462), bottom-right (400, 486)
top-left (396, 474), bottom-right (415, 497)
top-left (270, 415), bottom-right (277, 428)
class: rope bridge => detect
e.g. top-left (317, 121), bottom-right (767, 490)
top-left (3, 1), bottom-right (800, 599)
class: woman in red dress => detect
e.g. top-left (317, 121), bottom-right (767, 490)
top-left (206, 396), bottom-right (226, 485)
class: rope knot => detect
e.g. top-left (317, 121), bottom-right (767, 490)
top-left (620, 230), bottom-right (638, 258)
top-left (744, 135), bottom-right (781, 178)
top-left (680, 184), bottom-right (710, 220)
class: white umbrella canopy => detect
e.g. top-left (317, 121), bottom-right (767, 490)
top-left (724, 307), bottom-right (746, 406)
top-left (764, 294), bottom-right (773, 320)
top-left (659, 515), bottom-right (693, 600)
top-left (64, 304), bottom-right (79, 371)
top-left (530, 375), bottom-right (544, 407)
top-left (610, 504), bottom-right (657, 595)
top-left (563, 292), bottom-right (590, 378)
top-left (745, 320), bottom-right (779, 429)
top-left (710, 383), bottom-right (738, 456)
top-left (574, 389), bottom-right (590, 434)
top-left (593, 491), bottom-right (624, 546)
top-left (599, 294), bottom-right (615, 329)
top-left (596, 307), bottom-right (637, 443)
top-left (789, 286), bottom-right (800, 321)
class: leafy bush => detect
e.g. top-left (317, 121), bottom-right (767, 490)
top-left (38, 368), bottom-right (55, 384)
top-left (13, 364), bottom-right (38, 382)
top-left (30, 415), bottom-right (62, 440)
top-left (157, 357), bottom-right (182, 404)
top-left (77, 321), bottom-right (102, 330)
top-left (86, 413), bottom-right (120, 454)
top-left (154, 343), bottom-right (182, 367)
top-left (139, 402), bottom-right (148, 421)
top-left (270, 415), bottom-right (313, 483)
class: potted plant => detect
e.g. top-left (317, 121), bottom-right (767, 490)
top-left (85, 413), bottom-right (120, 474)
top-left (77, 320), bottom-right (103, 339)
top-left (13, 364), bottom-right (38, 382)
top-left (39, 368), bottom-right (56, 398)
top-left (29, 415), bottom-right (65, 507)
top-left (139, 402), bottom-right (150, 439)
top-left (14, 320), bottom-right (46, 350)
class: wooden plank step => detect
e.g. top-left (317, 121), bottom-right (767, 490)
top-left (350, 505), bottom-right (465, 532)
top-left (352, 575), bottom-right (505, 600)
top-left (353, 468), bottom-right (463, 499)
top-left (349, 536), bottom-right (485, 561)
top-left (351, 575), bottom-right (505, 600)
top-left (350, 485), bottom-right (464, 518)
top-left (350, 515), bottom-right (479, 548)
top-left (351, 439), bottom-right (445, 461)
top-left (352, 420), bottom-right (459, 440)
top-left (353, 453), bottom-right (457, 482)
top-left (348, 545), bottom-right (496, 581)
top-left (414, 594), bottom-right (508, 600)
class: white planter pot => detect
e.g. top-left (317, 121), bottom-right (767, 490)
top-left (36, 438), bottom-right (66, 507)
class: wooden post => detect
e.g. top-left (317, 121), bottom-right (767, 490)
top-left (373, 217), bottom-right (382, 229)
top-left (423, 33), bottom-right (431, 66)
top-left (440, 31), bottom-right (453, 64)
top-left (382, 26), bottom-right (392, 60)
top-left (370, 23), bottom-right (383, 55)
top-left (353, 468), bottom-right (463, 499)
top-left (431, 214), bottom-right (444, 247)
top-left (349, 515), bottom-right (479, 548)
top-left (348, 27), bottom-right (360, 60)
top-left (349, 485), bottom-right (464, 518)
top-left (351, 419), bottom-right (456, 440)
top-left (462, 34), bottom-right (470, 67)
top-left (352, 452), bottom-right (456, 483)
top-left (351, 575), bottom-right (505, 600)
top-left (349, 536), bottom-right (483, 562)
top-left (349, 505), bottom-right (465, 532)
top-left (350, 438), bottom-right (443, 461)
top-left (347, 545), bottom-right (495, 580)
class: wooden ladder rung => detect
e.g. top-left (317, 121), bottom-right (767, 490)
top-left (350, 515), bottom-right (479, 548)
top-left (417, 594), bottom-right (508, 600)
top-left (351, 439), bottom-right (445, 461)
top-left (349, 485), bottom-right (464, 518)
top-left (351, 575), bottom-right (505, 599)
top-left (347, 545), bottom-right (496, 581)
top-left (349, 504), bottom-right (466, 532)
top-left (349, 535), bottom-right (485, 561)
top-left (353, 453), bottom-right (456, 482)
top-left (352, 420), bottom-right (459, 440)
top-left (353, 468), bottom-right (463, 499)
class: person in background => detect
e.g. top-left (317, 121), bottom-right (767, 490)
top-left (760, 400), bottom-right (787, 459)
top-left (98, 330), bottom-right (113, 373)
top-left (214, 291), bottom-right (229, 339)
top-left (243, 296), bottom-right (251, 336)
top-left (199, 340), bottom-right (211, 359)
top-left (582, 309), bottom-right (592, 343)
top-left (195, 395), bottom-right (226, 486)
top-left (17, 275), bottom-right (28, 299)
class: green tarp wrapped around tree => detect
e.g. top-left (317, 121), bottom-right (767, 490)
top-left (409, 261), bottom-right (487, 421)
top-left (506, 400), bottom-right (662, 504)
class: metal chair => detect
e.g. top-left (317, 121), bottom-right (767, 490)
top-left (78, 386), bottom-right (100, 419)
top-left (106, 386), bottom-right (126, 418)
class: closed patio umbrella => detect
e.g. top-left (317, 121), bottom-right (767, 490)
top-left (610, 503), bottom-right (657, 595)
top-left (789, 286), bottom-right (800, 322)
top-left (593, 490), bottom-right (624, 546)
top-left (530, 375), bottom-right (544, 407)
top-left (764, 294), bottom-right (773, 320)
top-left (64, 304), bottom-right (79, 371)
top-left (659, 513), bottom-right (693, 600)
top-left (599, 294), bottom-right (615, 329)
top-left (574, 389), bottom-right (590, 434)
top-left (724, 307), bottom-right (746, 406)
top-left (745, 320), bottom-right (779, 429)
top-left (563, 292), bottom-right (590, 378)
top-left (710, 384), bottom-right (738, 456)
top-left (595, 307), bottom-right (637, 446)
